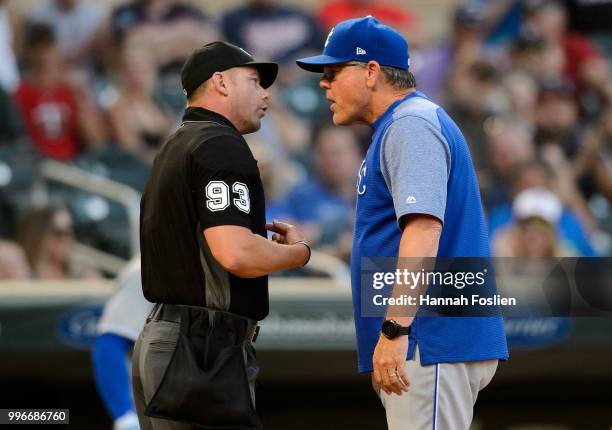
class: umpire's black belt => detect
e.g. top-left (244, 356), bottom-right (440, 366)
top-left (148, 303), bottom-right (260, 342)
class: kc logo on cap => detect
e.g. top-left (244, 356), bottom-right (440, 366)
top-left (324, 28), bottom-right (334, 48)
top-left (296, 16), bottom-right (409, 73)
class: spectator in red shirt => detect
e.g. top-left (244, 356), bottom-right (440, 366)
top-left (317, 0), bottom-right (417, 34)
top-left (316, 0), bottom-right (423, 51)
top-left (522, 0), bottom-right (609, 91)
top-left (13, 23), bottom-right (103, 161)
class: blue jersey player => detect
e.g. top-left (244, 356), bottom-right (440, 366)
top-left (92, 258), bottom-right (154, 430)
top-left (297, 17), bottom-right (508, 429)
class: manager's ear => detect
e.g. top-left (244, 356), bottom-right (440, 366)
top-left (210, 71), bottom-right (230, 97)
top-left (365, 60), bottom-right (382, 89)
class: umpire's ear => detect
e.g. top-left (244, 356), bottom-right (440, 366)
top-left (210, 71), bottom-right (230, 97)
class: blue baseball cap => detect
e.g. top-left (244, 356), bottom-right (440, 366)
top-left (296, 16), bottom-right (409, 73)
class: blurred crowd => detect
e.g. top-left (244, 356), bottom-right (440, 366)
top-left (0, 0), bottom-right (611, 281)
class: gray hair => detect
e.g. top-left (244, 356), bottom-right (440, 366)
top-left (380, 65), bottom-right (416, 90)
top-left (349, 61), bottom-right (416, 90)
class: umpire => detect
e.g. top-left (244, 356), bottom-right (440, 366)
top-left (133, 41), bottom-right (311, 430)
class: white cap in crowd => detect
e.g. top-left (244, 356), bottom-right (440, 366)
top-left (512, 187), bottom-right (562, 225)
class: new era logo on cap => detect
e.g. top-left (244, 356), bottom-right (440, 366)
top-left (406, 196), bottom-right (417, 204)
top-left (296, 16), bottom-right (409, 73)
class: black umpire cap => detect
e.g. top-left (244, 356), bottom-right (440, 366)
top-left (181, 41), bottom-right (278, 98)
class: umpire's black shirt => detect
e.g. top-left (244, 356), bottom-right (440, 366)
top-left (140, 107), bottom-right (268, 321)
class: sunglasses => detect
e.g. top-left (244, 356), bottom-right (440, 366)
top-left (321, 63), bottom-right (363, 83)
top-left (50, 227), bottom-right (73, 238)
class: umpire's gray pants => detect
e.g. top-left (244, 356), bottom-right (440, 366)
top-left (132, 305), bottom-right (260, 430)
top-left (132, 318), bottom-right (193, 430)
top-left (378, 346), bottom-right (498, 430)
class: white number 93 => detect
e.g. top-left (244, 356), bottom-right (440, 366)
top-left (205, 181), bottom-right (250, 213)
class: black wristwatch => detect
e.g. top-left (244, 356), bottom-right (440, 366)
top-left (381, 319), bottom-right (411, 339)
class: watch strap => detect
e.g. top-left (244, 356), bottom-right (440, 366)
top-left (397, 324), bottom-right (411, 336)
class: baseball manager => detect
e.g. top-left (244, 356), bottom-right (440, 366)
top-left (297, 16), bottom-right (508, 430)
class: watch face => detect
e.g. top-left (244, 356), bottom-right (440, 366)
top-left (382, 320), bottom-right (398, 339)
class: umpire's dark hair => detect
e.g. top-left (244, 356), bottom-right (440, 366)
top-left (380, 65), bottom-right (417, 90)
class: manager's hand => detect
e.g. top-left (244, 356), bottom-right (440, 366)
top-left (372, 334), bottom-right (410, 396)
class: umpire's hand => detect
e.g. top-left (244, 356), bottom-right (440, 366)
top-left (266, 220), bottom-right (307, 245)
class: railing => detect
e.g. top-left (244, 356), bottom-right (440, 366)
top-left (308, 251), bottom-right (351, 285)
top-left (31, 159), bottom-right (141, 260)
